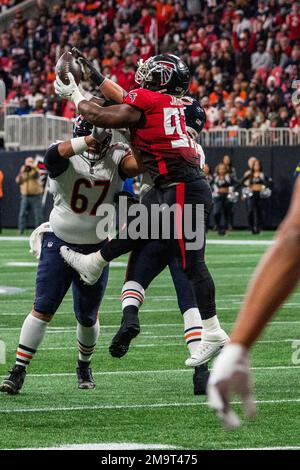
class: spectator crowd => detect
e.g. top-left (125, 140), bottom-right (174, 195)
top-left (0, 0), bottom-right (24, 14)
top-left (0, 0), bottom-right (300, 130)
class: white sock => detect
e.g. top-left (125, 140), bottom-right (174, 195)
top-left (121, 281), bottom-right (145, 309)
top-left (77, 320), bottom-right (100, 363)
top-left (202, 315), bottom-right (221, 333)
top-left (16, 313), bottom-right (48, 368)
top-left (183, 308), bottom-right (203, 356)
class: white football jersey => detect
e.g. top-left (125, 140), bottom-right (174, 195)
top-left (49, 143), bottom-right (128, 244)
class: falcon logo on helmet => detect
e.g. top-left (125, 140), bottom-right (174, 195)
top-left (135, 53), bottom-right (190, 97)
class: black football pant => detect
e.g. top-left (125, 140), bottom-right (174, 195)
top-left (101, 178), bottom-right (216, 319)
top-left (126, 239), bottom-right (198, 315)
top-left (154, 178), bottom-right (216, 319)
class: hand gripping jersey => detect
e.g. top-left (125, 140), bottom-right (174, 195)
top-left (49, 143), bottom-right (128, 244)
top-left (123, 88), bottom-right (203, 184)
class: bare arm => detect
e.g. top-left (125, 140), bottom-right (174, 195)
top-left (100, 79), bottom-right (126, 104)
top-left (57, 135), bottom-right (95, 159)
top-left (15, 166), bottom-right (27, 184)
top-left (78, 101), bottom-right (141, 129)
top-left (230, 177), bottom-right (300, 348)
top-left (121, 149), bottom-right (145, 178)
top-left (44, 135), bottom-right (98, 177)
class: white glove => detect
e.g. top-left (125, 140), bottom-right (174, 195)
top-left (54, 73), bottom-right (85, 108)
top-left (207, 343), bottom-right (256, 430)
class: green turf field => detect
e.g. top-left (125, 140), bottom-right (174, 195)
top-left (0, 230), bottom-right (299, 450)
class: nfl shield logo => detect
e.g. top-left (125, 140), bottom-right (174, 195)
top-left (47, 241), bottom-right (53, 248)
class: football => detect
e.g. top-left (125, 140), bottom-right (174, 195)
top-left (55, 51), bottom-right (82, 85)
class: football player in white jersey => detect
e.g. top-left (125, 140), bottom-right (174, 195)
top-left (54, 53), bottom-right (229, 392)
top-left (0, 116), bottom-right (142, 395)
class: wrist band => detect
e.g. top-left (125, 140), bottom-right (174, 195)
top-left (70, 136), bottom-right (89, 155)
top-left (72, 88), bottom-right (85, 109)
top-left (78, 84), bottom-right (94, 101)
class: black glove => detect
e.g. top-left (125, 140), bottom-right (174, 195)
top-left (71, 47), bottom-right (106, 87)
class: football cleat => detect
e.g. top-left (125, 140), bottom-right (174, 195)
top-left (193, 364), bottom-right (210, 395)
top-left (185, 329), bottom-right (229, 367)
top-left (76, 361), bottom-right (95, 389)
top-left (109, 318), bottom-right (140, 358)
top-left (0, 365), bottom-right (26, 395)
top-left (60, 246), bottom-right (106, 285)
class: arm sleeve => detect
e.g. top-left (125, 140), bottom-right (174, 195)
top-left (44, 144), bottom-right (70, 178)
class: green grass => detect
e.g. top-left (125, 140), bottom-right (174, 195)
top-left (0, 230), bottom-right (299, 450)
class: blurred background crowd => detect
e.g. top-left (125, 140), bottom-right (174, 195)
top-left (0, 0), bottom-right (23, 14)
top-left (1, 0), bottom-right (300, 130)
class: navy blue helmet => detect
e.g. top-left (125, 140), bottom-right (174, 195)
top-left (183, 97), bottom-right (206, 139)
top-left (73, 115), bottom-right (93, 138)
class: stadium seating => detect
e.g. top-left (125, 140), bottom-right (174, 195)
top-left (0, 0), bottom-right (299, 139)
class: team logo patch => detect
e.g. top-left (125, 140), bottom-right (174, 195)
top-left (129, 92), bottom-right (137, 102)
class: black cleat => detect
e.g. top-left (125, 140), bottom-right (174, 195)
top-left (0, 365), bottom-right (26, 395)
top-left (193, 364), bottom-right (210, 395)
top-left (76, 360), bottom-right (95, 389)
top-left (109, 317), bottom-right (140, 358)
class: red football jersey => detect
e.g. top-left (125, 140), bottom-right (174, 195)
top-left (123, 88), bottom-right (200, 184)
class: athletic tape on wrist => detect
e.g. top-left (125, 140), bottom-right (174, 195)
top-left (72, 88), bottom-right (85, 108)
top-left (70, 136), bottom-right (89, 155)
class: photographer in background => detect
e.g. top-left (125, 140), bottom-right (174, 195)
top-left (15, 157), bottom-right (43, 235)
top-left (0, 168), bottom-right (3, 233)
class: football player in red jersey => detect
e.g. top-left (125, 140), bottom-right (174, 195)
top-left (54, 54), bottom-right (228, 365)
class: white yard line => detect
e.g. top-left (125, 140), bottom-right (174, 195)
top-left (1, 320), bottom-right (300, 331)
top-left (0, 236), bottom-right (29, 241)
top-left (0, 236), bottom-right (273, 245)
top-left (0, 398), bottom-right (298, 414)
top-left (34, 339), bottom-right (299, 351)
top-left (1, 304), bottom-right (297, 314)
top-left (5, 261), bottom-right (127, 268)
top-left (7, 443), bottom-right (177, 450)
top-left (0, 365), bottom-right (299, 380)
top-left (207, 239), bottom-right (273, 246)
